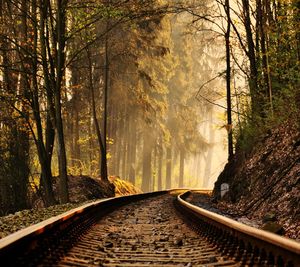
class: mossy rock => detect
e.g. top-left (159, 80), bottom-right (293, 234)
top-left (262, 212), bottom-right (277, 223)
top-left (261, 222), bottom-right (284, 235)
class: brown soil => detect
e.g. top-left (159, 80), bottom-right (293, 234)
top-left (1, 176), bottom-right (141, 239)
top-left (109, 176), bottom-right (142, 196)
top-left (213, 121), bottom-right (300, 241)
top-left (34, 175), bottom-right (142, 208)
top-left (32, 175), bottom-right (115, 208)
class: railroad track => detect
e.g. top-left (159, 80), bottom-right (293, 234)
top-left (0, 190), bottom-right (299, 266)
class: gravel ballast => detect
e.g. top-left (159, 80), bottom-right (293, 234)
top-left (0, 201), bottom-right (93, 239)
top-left (188, 192), bottom-right (299, 241)
top-left (0, 176), bottom-right (142, 240)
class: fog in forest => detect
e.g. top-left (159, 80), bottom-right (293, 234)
top-left (164, 12), bottom-right (229, 189)
top-left (1, 0), bottom-right (239, 214)
top-left (1, 0), bottom-right (298, 232)
top-left (49, 10), bottom-right (229, 191)
top-left (103, 11), bottom-right (229, 191)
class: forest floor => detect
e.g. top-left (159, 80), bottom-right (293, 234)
top-left (209, 121), bottom-right (300, 242)
top-left (0, 176), bottom-right (141, 239)
top-left (189, 191), bottom-right (299, 241)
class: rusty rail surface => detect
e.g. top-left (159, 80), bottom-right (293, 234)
top-left (0, 191), bottom-right (168, 266)
top-left (176, 191), bottom-right (300, 267)
top-left (0, 189), bottom-right (299, 266)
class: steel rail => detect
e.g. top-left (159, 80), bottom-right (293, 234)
top-left (176, 191), bottom-right (300, 267)
top-left (2, 188), bottom-right (299, 266)
top-left (0, 189), bottom-right (208, 259)
top-left (0, 190), bottom-right (168, 266)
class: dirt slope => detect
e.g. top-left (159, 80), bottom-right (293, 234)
top-left (213, 122), bottom-right (300, 240)
top-left (109, 176), bottom-right (142, 196)
top-left (1, 176), bottom-right (141, 239)
top-left (33, 175), bottom-right (141, 207)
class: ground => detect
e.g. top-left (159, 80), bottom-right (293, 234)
top-left (212, 121), bottom-right (300, 241)
top-left (0, 176), bottom-right (141, 239)
top-left (109, 176), bottom-right (142, 196)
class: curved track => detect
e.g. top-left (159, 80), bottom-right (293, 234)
top-left (54, 193), bottom-right (237, 267)
top-left (0, 190), bottom-right (299, 266)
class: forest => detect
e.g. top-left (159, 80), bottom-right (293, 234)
top-left (0, 0), bottom-right (299, 216)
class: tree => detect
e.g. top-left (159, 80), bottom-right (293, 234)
top-left (224, 0), bottom-right (233, 159)
top-left (54, 0), bottom-right (69, 203)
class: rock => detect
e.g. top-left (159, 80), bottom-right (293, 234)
top-left (262, 212), bottom-right (277, 223)
top-left (237, 216), bottom-right (260, 228)
top-left (261, 222), bottom-right (285, 235)
top-left (220, 183), bottom-right (229, 198)
top-left (159, 236), bottom-right (169, 242)
top-left (208, 256), bottom-right (217, 263)
top-left (212, 122), bottom-right (300, 241)
top-left (154, 243), bottom-right (161, 250)
top-left (14, 212), bottom-right (23, 217)
top-left (173, 237), bottom-right (183, 246)
top-left (104, 241), bottom-right (114, 248)
top-left (156, 217), bottom-right (162, 223)
top-left (107, 232), bottom-right (119, 239)
top-left (97, 245), bottom-right (105, 252)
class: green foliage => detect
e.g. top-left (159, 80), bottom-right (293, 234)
top-left (236, 96), bottom-right (298, 153)
top-left (233, 0), bottom-right (300, 153)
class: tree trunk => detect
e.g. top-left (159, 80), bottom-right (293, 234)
top-left (121, 113), bottom-right (128, 179)
top-left (10, 126), bottom-right (29, 211)
top-left (126, 116), bottom-right (132, 180)
top-left (101, 22), bottom-right (109, 182)
top-left (38, 141), bottom-right (56, 206)
top-left (157, 140), bottom-right (163, 190)
top-left (32, 93), bottom-right (56, 206)
top-left (128, 118), bottom-right (137, 185)
top-left (108, 99), bottom-right (116, 174)
top-left (165, 144), bottom-right (172, 189)
top-left (196, 153), bottom-right (201, 187)
top-left (16, 0), bottom-right (30, 210)
top-left (32, 90), bottom-right (56, 206)
top-left (32, 0), bottom-right (56, 206)
top-left (69, 70), bottom-right (81, 168)
top-left (87, 48), bottom-right (107, 180)
top-left (45, 111), bottom-right (55, 165)
top-left (88, 106), bottom-right (94, 174)
top-left (142, 129), bottom-right (152, 192)
top-left (55, 0), bottom-right (69, 203)
top-left (225, 0), bottom-right (234, 160)
top-left (151, 142), bottom-right (156, 191)
top-left (115, 111), bottom-right (123, 176)
top-left (241, 0), bottom-right (261, 116)
top-left (54, 90), bottom-right (69, 203)
top-left (259, 0), bottom-right (273, 114)
top-left (74, 107), bottom-right (81, 163)
top-left (179, 148), bottom-right (185, 188)
top-left (203, 112), bottom-right (215, 188)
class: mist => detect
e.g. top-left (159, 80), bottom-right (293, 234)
top-left (101, 11), bottom-right (229, 191)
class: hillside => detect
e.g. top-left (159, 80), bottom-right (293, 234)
top-left (0, 176), bottom-right (141, 239)
top-left (213, 121), bottom-right (300, 240)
